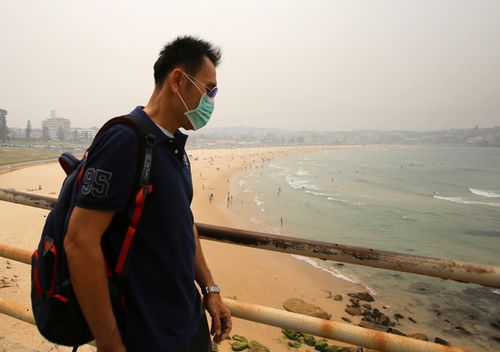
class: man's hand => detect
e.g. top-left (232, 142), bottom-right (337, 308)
top-left (203, 294), bottom-right (232, 343)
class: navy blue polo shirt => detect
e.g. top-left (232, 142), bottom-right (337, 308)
top-left (75, 106), bottom-right (201, 351)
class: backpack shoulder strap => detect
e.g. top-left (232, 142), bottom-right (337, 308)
top-left (92, 115), bottom-right (156, 187)
top-left (94, 115), bottom-right (157, 277)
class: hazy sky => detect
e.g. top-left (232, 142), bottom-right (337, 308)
top-left (1, 0), bottom-right (500, 131)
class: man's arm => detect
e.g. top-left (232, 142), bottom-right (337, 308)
top-left (193, 224), bottom-right (232, 343)
top-left (64, 207), bottom-right (126, 352)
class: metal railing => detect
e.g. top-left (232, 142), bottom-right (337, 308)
top-left (1, 188), bottom-right (499, 288)
top-left (0, 188), bottom-right (492, 351)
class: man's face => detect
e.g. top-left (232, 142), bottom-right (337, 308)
top-left (178, 56), bottom-right (217, 130)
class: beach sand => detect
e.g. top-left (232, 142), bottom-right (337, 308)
top-left (0, 147), bottom-right (372, 351)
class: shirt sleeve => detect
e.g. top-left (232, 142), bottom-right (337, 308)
top-left (75, 124), bottom-right (138, 212)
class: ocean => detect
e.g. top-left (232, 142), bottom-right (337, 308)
top-left (230, 145), bottom-right (500, 351)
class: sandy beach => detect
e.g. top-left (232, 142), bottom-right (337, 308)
top-left (0, 146), bottom-right (376, 351)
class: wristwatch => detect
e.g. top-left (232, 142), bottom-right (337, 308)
top-left (204, 284), bottom-right (221, 295)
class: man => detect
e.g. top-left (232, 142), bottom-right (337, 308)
top-left (64, 36), bottom-right (231, 351)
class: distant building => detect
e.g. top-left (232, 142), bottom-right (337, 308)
top-left (41, 110), bottom-right (71, 140)
top-left (70, 127), bottom-right (98, 141)
top-left (8, 127), bottom-right (26, 139)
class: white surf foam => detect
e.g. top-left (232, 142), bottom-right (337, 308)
top-left (250, 217), bottom-right (263, 225)
top-left (292, 255), bottom-right (375, 294)
top-left (286, 175), bottom-right (320, 191)
top-left (469, 188), bottom-right (500, 198)
top-left (433, 195), bottom-right (500, 207)
top-left (269, 163), bottom-right (289, 171)
top-left (296, 167), bottom-right (311, 176)
top-left (254, 196), bottom-right (264, 206)
top-left (305, 190), bottom-right (336, 197)
top-left (327, 197), bottom-right (348, 203)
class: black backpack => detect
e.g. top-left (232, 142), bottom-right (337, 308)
top-left (31, 115), bottom-right (156, 350)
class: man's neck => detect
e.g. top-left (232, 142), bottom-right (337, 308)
top-left (144, 88), bottom-right (178, 134)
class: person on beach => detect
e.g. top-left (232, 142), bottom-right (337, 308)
top-left (64, 36), bottom-right (231, 351)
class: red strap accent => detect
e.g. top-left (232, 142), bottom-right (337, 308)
top-left (43, 241), bottom-right (51, 251)
top-left (52, 294), bottom-right (69, 303)
top-left (76, 150), bottom-right (88, 189)
top-left (76, 165), bottom-right (85, 189)
top-left (33, 250), bottom-right (43, 299)
top-left (114, 185), bottom-right (152, 275)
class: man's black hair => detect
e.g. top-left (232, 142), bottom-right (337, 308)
top-left (153, 36), bottom-right (221, 86)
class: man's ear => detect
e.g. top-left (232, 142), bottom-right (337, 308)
top-left (169, 68), bottom-right (185, 94)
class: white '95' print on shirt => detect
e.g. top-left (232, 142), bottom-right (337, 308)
top-left (80, 168), bottom-right (112, 198)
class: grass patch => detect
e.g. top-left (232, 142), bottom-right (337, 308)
top-left (0, 147), bottom-right (59, 165)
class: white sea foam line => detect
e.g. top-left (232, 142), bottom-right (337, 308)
top-left (250, 217), bottom-right (263, 225)
top-left (433, 195), bottom-right (500, 207)
top-left (292, 255), bottom-right (375, 294)
top-left (285, 175), bottom-right (320, 191)
top-left (327, 197), bottom-right (348, 203)
top-left (239, 179), bottom-right (246, 186)
top-left (305, 190), bottom-right (336, 197)
top-left (269, 163), bottom-right (289, 171)
top-left (254, 196), bottom-right (264, 206)
top-left (469, 188), bottom-right (500, 198)
top-left (268, 172), bottom-right (286, 180)
top-left (296, 167), bottom-right (311, 176)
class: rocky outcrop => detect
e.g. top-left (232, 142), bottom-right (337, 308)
top-left (283, 298), bottom-right (331, 320)
top-left (347, 292), bottom-right (374, 302)
top-left (408, 333), bottom-right (429, 341)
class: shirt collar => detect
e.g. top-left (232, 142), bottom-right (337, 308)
top-left (129, 106), bottom-right (189, 150)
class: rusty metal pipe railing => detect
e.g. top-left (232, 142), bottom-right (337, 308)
top-left (0, 297), bottom-right (472, 352)
top-left (197, 223), bottom-right (500, 288)
top-left (0, 188), bottom-right (56, 210)
top-left (1, 187), bottom-right (500, 288)
top-left (0, 297), bottom-right (35, 325)
top-left (0, 243), bottom-right (31, 264)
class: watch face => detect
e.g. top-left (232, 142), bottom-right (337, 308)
top-left (206, 285), bottom-right (220, 294)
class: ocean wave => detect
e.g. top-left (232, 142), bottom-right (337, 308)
top-left (243, 187), bottom-right (254, 193)
top-left (292, 255), bottom-right (375, 294)
top-left (286, 175), bottom-right (320, 191)
top-left (299, 161), bottom-right (327, 167)
top-left (254, 196), bottom-right (264, 206)
top-left (250, 217), bottom-right (263, 225)
top-left (327, 197), bottom-right (348, 203)
top-left (469, 188), bottom-right (500, 198)
top-left (296, 167), bottom-right (311, 176)
top-left (305, 190), bottom-right (336, 197)
top-left (268, 172), bottom-right (287, 180)
top-left (269, 163), bottom-right (289, 171)
top-left (433, 195), bottom-right (500, 208)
